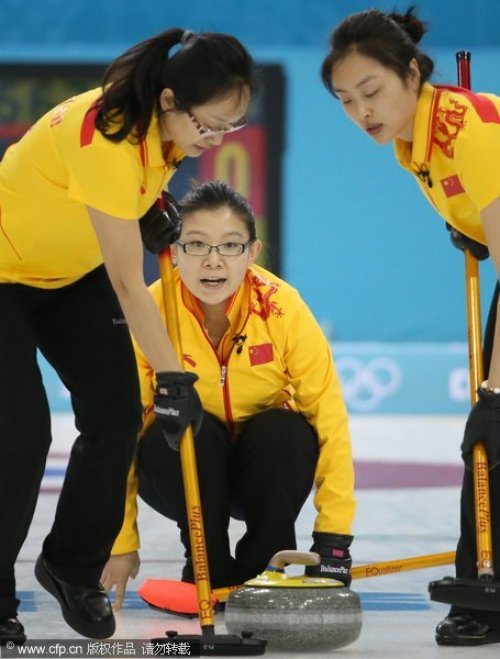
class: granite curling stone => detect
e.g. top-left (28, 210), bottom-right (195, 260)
top-left (225, 550), bottom-right (362, 651)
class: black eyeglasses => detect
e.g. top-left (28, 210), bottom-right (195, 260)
top-left (177, 241), bottom-right (252, 257)
top-left (186, 109), bottom-right (248, 137)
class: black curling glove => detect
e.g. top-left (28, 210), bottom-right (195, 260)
top-left (139, 191), bottom-right (181, 254)
top-left (154, 372), bottom-right (203, 451)
top-left (304, 532), bottom-right (353, 586)
top-left (445, 223), bottom-right (489, 261)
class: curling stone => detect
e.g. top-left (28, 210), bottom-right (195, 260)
top-left (225, 550), bottom-right (362, 651)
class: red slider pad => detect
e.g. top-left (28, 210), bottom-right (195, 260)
top-left (138, 579), bottom-right (218, 617)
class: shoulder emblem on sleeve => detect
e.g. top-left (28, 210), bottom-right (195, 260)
top-left (49, 98), bottom-right (76, 128)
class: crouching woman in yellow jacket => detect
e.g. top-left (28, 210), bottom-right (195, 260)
top-left (102, 180), bottom-right (356, 608)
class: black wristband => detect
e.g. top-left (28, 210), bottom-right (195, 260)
top-left (312, 532), bottom-right (353, 549)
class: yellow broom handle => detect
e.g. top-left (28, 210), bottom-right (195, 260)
top-left (465, 250), bottom-right (494, 577)
top-left (209, 550), bottom-right (457, 602)
top-left (158, 248), bottom-right (216, 628)
top-left (351, 551), bottom-right (456, 580)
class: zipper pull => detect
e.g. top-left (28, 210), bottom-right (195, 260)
top-left (220, 365), bottom-right (227, 387)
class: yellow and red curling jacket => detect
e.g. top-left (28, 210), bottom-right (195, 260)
top-left (0, 87), bottom-right (183, 287)
top-left (112, 263), bottom-right (355, 554)
top-left (394, 81), bottom-right (500, 244)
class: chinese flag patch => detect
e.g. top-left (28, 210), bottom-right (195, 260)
top-left (249, 343), bottom-right (274, 366)
top-left (441, 175), bottom-right (465, 197)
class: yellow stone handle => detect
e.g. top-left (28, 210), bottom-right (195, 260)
top-left (267, 550), bottom-right (320, 569)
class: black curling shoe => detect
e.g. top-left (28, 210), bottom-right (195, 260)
top-left (34, 554), bottom-right (115, 639)
top-left (0, 617), bottom-right (26, 646)
top-left (435, 614), bottom-right (500, 646)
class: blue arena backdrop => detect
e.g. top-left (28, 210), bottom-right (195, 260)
top-left (0, 63), bottom-right (472, 415)
top-left (0, 62), bottom-right (285, 278)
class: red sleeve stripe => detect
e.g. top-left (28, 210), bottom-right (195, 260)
top-left (80, 101), bottom-right (101, 147)
top-left (466, 91), bottom-right (500, 123)
top-left (139, 138), bottom-right (147, 167)
top-left (435, 84), bottom-right (500, 124)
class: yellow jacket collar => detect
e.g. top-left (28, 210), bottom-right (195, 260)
top-left (179, 269), bottom-right (251, 334)
top-left (394, 82), bottom-right (438, 168)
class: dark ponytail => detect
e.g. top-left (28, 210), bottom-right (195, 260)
top-left (389, 7), bottom-right (427, 44)
top-left (96, 29), bottom-right (256, 142)
top-left (321, 6), bottom-right (434, 94)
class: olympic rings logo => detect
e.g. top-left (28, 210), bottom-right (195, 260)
top-left (336, 356), bottom-right (402, 412)
top-left (448, 367), bottom-right (469, 402)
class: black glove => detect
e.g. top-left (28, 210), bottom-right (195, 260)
top-left (461, 386), bottom-right (500, 470)
top-left (445, 223), bottom-right (489, 261)
top-left (139, 191), bottom-right (181, 254)
top-left (154, 372), bottom-right (203, 451)
top-left (304, 532), bottom-right (353, 586)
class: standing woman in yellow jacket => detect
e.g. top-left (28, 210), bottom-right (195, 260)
top-left (101, 180), bottom-right (356, 608)
top-left (321, 6), bottom-right (500, 646)
top-left (0, 31), bottom-right (255, 643)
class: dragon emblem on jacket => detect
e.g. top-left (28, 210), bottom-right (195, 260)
top-left (433, 98), bottom-right (468, 158)
top-left (248, 273), bottom-right (284, 320)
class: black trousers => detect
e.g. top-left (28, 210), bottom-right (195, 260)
top-left (452, 282), bottom-right (500, 628)
top-left (0, 266), bottom-right (142, 618)
top-left (137, 408), bottom-right (318, 588)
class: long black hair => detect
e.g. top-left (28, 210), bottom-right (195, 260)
top-left (96, 29), bottom-right (256, 142)
top-left (321, 6), bottom-right (434, 94)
